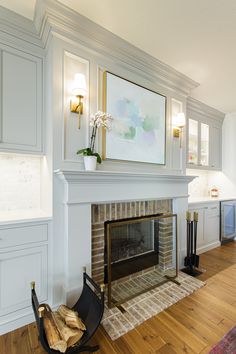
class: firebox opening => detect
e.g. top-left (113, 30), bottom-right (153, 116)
top-left (104, 214), bottom-right (162, 283)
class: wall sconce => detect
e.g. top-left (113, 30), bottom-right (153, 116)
top-left (172, 112), bottom-right (186, 147)
top-left (70, 73), bottom-right (87, 129)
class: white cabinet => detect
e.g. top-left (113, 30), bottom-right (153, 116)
top-left (186, 98), bottom-right (224, 171)
top-left (0, 245), bottom-right (47, 316)
top-left (189, 202), bottom-right (220, 253)
top-left (205, 204), bottom-right (220, 244)
top-left (0, 44), bottom-right (43, 154)
top-left (0, 220), bottom-right (49, 332)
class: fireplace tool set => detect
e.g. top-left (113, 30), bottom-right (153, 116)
top-left (182, 211), bottom-right (202, 276)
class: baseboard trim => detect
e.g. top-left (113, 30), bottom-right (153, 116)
top-left (197, 241), bottom-right (221, 254)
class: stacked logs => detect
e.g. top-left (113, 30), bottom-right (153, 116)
top-left (39, 304), bottom-right (86, 353)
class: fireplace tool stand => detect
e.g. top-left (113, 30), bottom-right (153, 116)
top-left (182, 211), bottom-right (202, 277)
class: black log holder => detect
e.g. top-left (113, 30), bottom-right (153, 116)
top-left (31, 267), bottom-right (105, 353)
top-left (182, 211), bottom-right (202, 277)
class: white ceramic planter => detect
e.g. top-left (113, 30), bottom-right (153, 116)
top-left (84, 156), bottom-right (97, 171)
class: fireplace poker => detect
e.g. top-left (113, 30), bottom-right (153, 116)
top-left (193, 211), bottom-right (200, 268)
top-left (185, 211), bottom-right (191, 267)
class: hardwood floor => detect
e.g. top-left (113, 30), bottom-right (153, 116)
top-left (1, 242), bottom-right (236, 354)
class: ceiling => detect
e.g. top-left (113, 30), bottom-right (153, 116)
top-left (1, 0), bottom-right (236, 114)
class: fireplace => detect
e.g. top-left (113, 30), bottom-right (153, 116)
top-left (104, 214), bottom-right (161, 282)
top-left (55, 170), bottom-right (194, 308)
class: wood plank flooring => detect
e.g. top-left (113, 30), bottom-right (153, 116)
top-left (1, 242), bottom-right (236, 354)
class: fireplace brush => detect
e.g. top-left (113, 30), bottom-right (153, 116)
top-left (183, 211), bottom-right (202, 276)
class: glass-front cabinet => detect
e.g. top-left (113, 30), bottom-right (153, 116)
top-left (188, 119), bottom-right (210, 167)
top-left (188, 119), bottom-right (198, 165)
top-left (186, 98), bottom-right (224, 170)
top-left (200, 123), bottom-right (209, 166)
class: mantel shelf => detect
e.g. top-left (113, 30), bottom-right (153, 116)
top-left (54, 169), bottom-right (195, 185)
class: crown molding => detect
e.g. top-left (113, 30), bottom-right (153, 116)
top-left (187, 97), bottom-right (225, 122)
top-left (0, 0), bottom-right (199, 96)
top-left (0, 5), bottom-right (43, 53)
top-left (34, 0), bottom-right (199, 97)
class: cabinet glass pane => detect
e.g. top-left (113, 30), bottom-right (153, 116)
top-left (200, 123), bottom-right (209, 166)
top-left (188, 119), bottom-right (198, 164)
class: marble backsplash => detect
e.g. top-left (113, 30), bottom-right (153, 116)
top-left (187, 168), bottom-right (236, 198)
top-left (0, 153), bottom-right (41, 212)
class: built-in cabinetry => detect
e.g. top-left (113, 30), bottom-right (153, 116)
top-left (0, 219), bottom-right (50, 334)
top-left (0, 43), bottom-right (43, 154)
top-left (188, 201), bottom-right (220, 253)
top-left (186, 97), bottom-right (224, 170)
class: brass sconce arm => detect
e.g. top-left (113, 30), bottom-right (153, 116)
top-left (70, 95), bottom-right (84, 129)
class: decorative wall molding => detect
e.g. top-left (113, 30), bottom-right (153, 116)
top-left (187, 97), bottom-right (225, 123)
top-left (34, 0), bottom-right (199, 97)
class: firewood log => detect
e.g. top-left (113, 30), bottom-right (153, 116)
top-left (58, 305), bottom-right (86, 331)
top-left (52, 312), bottom-right (84, 347)
top-left (43, 309), bottom-right (67, 353)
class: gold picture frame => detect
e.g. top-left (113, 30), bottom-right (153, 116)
top-left (102, 71), bottom-right (166, 164)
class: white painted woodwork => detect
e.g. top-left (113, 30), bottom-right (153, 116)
top-left (0, 245), bottom-right (47, 316)
top-left (55, 170), bottom-right (194, 306)
top-left (210, 125), bottom-right (221, 170)
top-left (0, 224), bottom-right (48, 248)
top-left (186, 97), bottom-right (224, 171)
top-left (0, 45), bottom-right (43, 153)
top-left (0, 220), bottom-right (50, 334)
top-left (189, 202), bottom-right (220, 253)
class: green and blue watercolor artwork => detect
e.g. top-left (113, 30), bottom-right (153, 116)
top-left (105, 72), bottom-right (166, 164)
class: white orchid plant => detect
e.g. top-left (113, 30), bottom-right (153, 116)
top-left (77, 111), bottom-right (113, 163)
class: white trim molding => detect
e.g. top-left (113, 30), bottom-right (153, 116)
top-left (34, 0), bottom-right (198, 97)
top-left (187, 97), bottom-right (225, 123)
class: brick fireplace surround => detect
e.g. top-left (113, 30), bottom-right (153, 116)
top-left (91, 200), bottom-right (173, 285)
top-left (55, 170), bottom-right (194, 305)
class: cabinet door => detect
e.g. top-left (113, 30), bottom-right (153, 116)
top-left (210, 126), bottom-right (221, 170)
top-left (0, 245), bottom-right (47, 316)
top-left (204, 205), bottom-right (220, 243)
top-left (188, 119), bottom-right (199, 165)
top-left (200, 123), bottom-right (209, 167)
top-left (0, 46), bottom-right (43, 153)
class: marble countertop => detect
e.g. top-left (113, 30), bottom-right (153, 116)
top-left (188, 196), bottom-right (236, 205)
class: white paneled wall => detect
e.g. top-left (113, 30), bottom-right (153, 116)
top-left (0, 154), bottom-right (41, 211)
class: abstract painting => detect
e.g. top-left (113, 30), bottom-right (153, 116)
top-left (103, 72), bottom-right (166, 164)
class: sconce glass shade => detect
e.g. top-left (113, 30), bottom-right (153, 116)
top-left (173, 112), bottom-right (186, 128)
top-left (72, 73), bottom-right (87, 96)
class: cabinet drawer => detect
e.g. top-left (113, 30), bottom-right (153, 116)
top-left (206, 204), bottom-right (219, 217)
top-left (0, 224), bottom-right (48, 249)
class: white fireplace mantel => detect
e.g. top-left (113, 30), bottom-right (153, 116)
top-left (55, 169), bottom-right (195, 204)
top-left (53, 169), bottom-right (195, 306)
